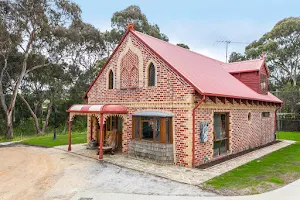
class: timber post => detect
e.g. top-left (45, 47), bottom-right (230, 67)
top-left (98, 114), bottom-right (104, 159)
top-left (68, 120), bottom-right (72, 151)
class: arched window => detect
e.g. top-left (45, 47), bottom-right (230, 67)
top-left (148, 63), bottom-right (155, 86)
top-left (108, 70), bottom-right (114, 89)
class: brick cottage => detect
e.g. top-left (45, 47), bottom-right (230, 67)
top-left (66, 24), bottom-right (282, 168)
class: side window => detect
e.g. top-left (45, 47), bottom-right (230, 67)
top-left (108, 70), bottom-right (114, 89)
top-left (148, 63), bottom-right (155, 86)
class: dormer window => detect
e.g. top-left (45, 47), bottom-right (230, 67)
top-left (148, 63), bottom-right (155, 86)
top-left (108, 70), bottom-right (114, 89)
top-left (260, 74), bottom-right (267, 92)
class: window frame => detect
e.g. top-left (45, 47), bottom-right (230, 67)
top-left (260, 74), bottom-right (267, 92)
top-left (132, 116), bottom-right (172, 144)
top-left (262, 112), bottom-right (271, 117)
top-left (213, 112), bottom-right (229, 157)
top-left (108, 70), bottom-right (114, 89)
top-left (148, 63), bottom-right (156, 87)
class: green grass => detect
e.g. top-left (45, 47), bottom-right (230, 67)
top-left (277, 131), bottom-right (300, 141)
top-left (203, 132), bottom-right (300, 195)
top-left (21, 132), bottom-right (86, 147)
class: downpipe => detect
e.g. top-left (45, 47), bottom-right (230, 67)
top-left (275, 104), bottom-right (282, 140)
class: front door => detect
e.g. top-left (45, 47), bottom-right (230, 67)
top-left (105, 116), bottom-right (123, 151)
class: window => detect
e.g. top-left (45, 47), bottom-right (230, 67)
top-left (248, 112), bottom-right (252, 121)
top-left (262, 112), bottom-right (270, 117)
top-left (132, 116), bottom-right (172, 144)
top-left (108, 70), bottom-right (114, 89)
top-left (260, 74), bottom-right (267, 92)
top-left (148, 63), bottom-right (155, 86)
top-left (213, 113), bottom-right (229, 157)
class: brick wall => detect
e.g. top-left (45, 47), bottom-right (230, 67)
top-left (87, 32), bottom-right (195, 167)
top-left (194, 96), bottom-right (276, 166)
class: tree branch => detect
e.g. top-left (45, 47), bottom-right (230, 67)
top-left (25, 63), bottom-right (51, 75)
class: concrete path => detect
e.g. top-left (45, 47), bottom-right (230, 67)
top-left (55, 140), bottom-right (294, 185)
top-left (0, 140), bottom-right (22, 146)
top-left (71, 179), bottom-right (300, 200)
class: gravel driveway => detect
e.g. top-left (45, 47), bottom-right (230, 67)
top-left (0, 145), bottom-right (215, 200)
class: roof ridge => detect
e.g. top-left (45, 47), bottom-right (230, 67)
top-left (133, 30), bottom-right (225, 65)
top-left (225, 59), bottom-right (262, 65)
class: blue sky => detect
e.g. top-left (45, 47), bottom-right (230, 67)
top-left (74, 0), bottom-right (300, 62)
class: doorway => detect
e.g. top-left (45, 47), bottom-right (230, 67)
top-left (105, 116), bottom-right (123, 151)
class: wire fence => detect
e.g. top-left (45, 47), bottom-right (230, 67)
top-left (273, 89), bottom-right (300, 132)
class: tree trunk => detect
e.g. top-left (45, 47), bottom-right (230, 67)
top-left (18, 93), bottom-right (42, 135)
top-left (41, 101), bottom-right (53, 134)
top-left (292, 75), bottom-right (297, 87)
top-left (5, 112), bottom-right (13, 139)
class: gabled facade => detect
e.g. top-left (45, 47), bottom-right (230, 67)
top-left (68, 25), bottom-right (282, 168)
top-left (223, 59), bottom-right (270, 94)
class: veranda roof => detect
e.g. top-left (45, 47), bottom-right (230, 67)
top-left (132, 111), bottom-right (174, 117)
top-left (67, 104), bottom-right (127, 114)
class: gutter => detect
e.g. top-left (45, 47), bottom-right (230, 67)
top-left (192, 95), bottom-right (206, 167)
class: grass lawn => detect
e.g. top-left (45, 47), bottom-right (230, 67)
top-left (202, 132), bottom-right (300, 195)
top-left (277, 131), bottom-right (300, 141)
top-left (21, 132), bottom-right (86, 147)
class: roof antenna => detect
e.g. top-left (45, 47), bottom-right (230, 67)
top-left (214, 38), bottom-right (250, 63)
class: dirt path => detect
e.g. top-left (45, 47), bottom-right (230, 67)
top-left (0, 145), bottom-right (214, 200)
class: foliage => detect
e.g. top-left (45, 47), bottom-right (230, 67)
top-left (0, 0), bottom-right (82, 138)
top-left (108, 5), bottom-right (168, 49)
top-left (21, 132), bottom-right (86, 147)
top-left (275, 84), bottom-right (300, 113)
top-left (229, 17), bottom-right (300, 88)
top-left (0, 3), bottom-right (170, 139)
top-left (203, 138), bottom-right (300, 195)
top-left (228, 52), bottom-right (246, 63)
top-left (176, 43), bottom-right (190, 49)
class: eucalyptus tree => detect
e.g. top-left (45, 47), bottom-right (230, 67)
top-left (0, 0), bottom-right (81, 139)
top-left (229, 17), bottom-right (300, 87)
top-left (105, 5), bottom-right (168, 56)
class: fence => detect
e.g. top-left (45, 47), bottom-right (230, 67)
top-left (272, 89), bottom-right (300, 132)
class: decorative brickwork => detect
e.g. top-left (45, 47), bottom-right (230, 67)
top-left (86, 31), bottom-right (278, 168)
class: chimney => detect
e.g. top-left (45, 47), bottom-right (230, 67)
top-left (126, 23), bottom-right (134, 31)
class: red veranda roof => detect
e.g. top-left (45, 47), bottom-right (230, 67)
top-left (67, 104), bottom-right (127, 114)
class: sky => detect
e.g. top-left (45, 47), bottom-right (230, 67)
top-left (73, 0), bottom-right (300, 62)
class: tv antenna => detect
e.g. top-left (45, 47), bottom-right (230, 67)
top-left (214, 38), bottom-right (250, 63)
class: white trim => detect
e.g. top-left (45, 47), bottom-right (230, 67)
top-left (145, 59), bottom-right (158, 87)
top-left (116, 36), bottom-right (143, 89)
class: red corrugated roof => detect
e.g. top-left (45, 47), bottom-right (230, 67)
top-left (223, 59), bottom-right (263, 73)
top-left (132, 31), bottom-right (281, 103)
top-left (222, 59), bottom-right (270, 76)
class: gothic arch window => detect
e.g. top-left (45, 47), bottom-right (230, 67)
top-left (148, 63), bottom-right (155, 86)
top-left (108, 70), bottom-right (114, 89)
